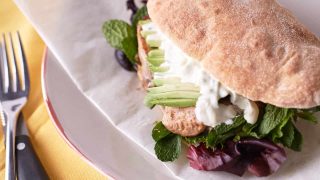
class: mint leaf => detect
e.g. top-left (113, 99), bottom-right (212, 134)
top-left (271, 110), bottom-right (294, 141)
top-left (122, 37), bottom-right (138, 61)
top-left (215, 116), bottom-right (246, 135)
top-left (291, 125), bottom-right (303, 151)
top-left (307, 106), bottom-right (320, 113)
top-left (102, 20), bottom-right (133, 49)
top-left (279, 120), bottom-right (295, 148)
top-left (132, 6), bottom-right (148, 30)
top-left (152, 122), bottom-right (171, 142)
top-left (278, 120), bottom-right (303, 151)
top-left (298, 111), bottom-right (318, 124)
top-left (155, 134), bottom-right (181, 162)
top-left (259, 105), bottom-right (293, 135)
top-left (102, 20), bottom-right (137, 62)
top-left (206, 116), bottom-right (246, 147)
top-left (239, 122), bottom-right (260, 138)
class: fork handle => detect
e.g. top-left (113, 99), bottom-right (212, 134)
top-left (16, 135), bottom-right (49, 180)
top-left (4, 114), bottom-right (18, 180)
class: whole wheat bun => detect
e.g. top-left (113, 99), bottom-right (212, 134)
top-left (147, 0), bottom-right (320, 108)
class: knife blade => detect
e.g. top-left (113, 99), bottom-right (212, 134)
top-left (15, 114), bottom-right (49, 180)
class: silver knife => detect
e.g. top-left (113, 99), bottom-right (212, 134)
top-left (15, 113), bottom-right (49, 180)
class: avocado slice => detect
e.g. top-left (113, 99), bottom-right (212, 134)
top-left (141, 30), bottom-right (156, 38)
top-left (147, 56), bottom-right (164, 66)
top-left (146, 99), bottom-right (198, 108)
top-left (139, 19), bottom-right (152, 25)
top-left (147, 84), bottom-right (199, 93)
top-left (145, 91), bottom-right (200, 100)
top-left (144, 91), bottom-right (200, 108)
top-left (148, 49), bottom-right (165, 58)
top-left (152, 78), bottom-right (181, 86)
top-left (149, 65), bottom-right (169, 73)
top-left (146, 39), bottom-right (161, 48)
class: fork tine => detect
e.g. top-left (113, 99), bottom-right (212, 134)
top-left (8, 33), bottom-right (20, 92)
top-left (17, 32), bottom-right (29, 92)
top-left (1, 34), bottom-right (10, 94)
top-left (0, 36), bottom-right (3, 95)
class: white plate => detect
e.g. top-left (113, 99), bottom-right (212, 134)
top-left (41, 49), bottom-right (174, 180)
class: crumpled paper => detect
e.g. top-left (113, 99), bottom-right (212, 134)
top-left (13, 0), bottom-right (320, 179)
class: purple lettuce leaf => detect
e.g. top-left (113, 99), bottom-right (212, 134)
top-left (187, 138), bottom-right (287, 177)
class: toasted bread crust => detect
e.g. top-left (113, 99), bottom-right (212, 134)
top-left (148, 0), bottom-right (320, 108)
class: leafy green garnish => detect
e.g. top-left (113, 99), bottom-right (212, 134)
top-left (291, 125), bottom-right (303, 151)
top-left (102, 20), bottom-right (136, 62)
top-left (183, 105), bottom-right (317, 152)
top-left (215, 116), bottom-right (246, 135)
top-left (184, 132), bottom-right (207, 145)
top-left (279, 120), bottom-right (303, 151)
top-left (297, 111), bottom-right (317, 123)
top-left (151, 104), bottom-right (318, 163)
top-left (240, 122), bottom-right (260, 138)
top-left (155, 134), bottom-right (181, 162)
top-left (185, 116), bottom-right (248, 148)
top-left (152, 122), bottom-right (182, 162)
top-left (102, 20), bottom-right (134, 50)
top-left (132, 6), bottom-right (148, 31)
top-left (270, 111), bottom-right (295, 141)
top-left (102, 6), bottom-right (148, 63)
top-left (152, 122), bottom-right (171, 141)
top-left (121, 37), bottom-right (138, 61)
top-left (257, 105), bottom-right (304, 151)
top-left (259, 105), bottom-right (294, 135)
top-left (307, 106), bottom-right (320, 113)
top-left (297, 108), bottom-right (319, 124)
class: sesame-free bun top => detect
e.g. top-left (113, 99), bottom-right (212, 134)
top-left (147, 0), bottom-right (320, 108)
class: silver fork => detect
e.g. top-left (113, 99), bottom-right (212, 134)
top-left (0, 32), bottom-right (30, 180)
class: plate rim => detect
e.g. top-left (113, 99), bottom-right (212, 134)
top-left (40, 48), bottom-right (111, 178)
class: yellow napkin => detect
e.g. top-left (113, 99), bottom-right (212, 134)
top-left (0, 0), bottom-right (106, 179)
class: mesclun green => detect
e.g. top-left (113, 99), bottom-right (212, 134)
top-left (102, 6), bottom-right (148, 63)
top-left (152, 105), bottom-right (319, 162)
top-left (186, 105), bottom-right (318, 152)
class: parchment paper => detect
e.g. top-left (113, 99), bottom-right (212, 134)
top-left (13, 0), bottom-right (320, 179)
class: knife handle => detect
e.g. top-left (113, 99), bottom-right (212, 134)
top-left (16, 135), bottom-right (49, 180)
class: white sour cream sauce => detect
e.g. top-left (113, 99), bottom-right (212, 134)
top-left (142, 22), bottom-right (259, 127)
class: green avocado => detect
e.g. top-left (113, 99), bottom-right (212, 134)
top-left (147, 56), bottom-right (164, 66)
top-left (141, 30), bottom-right (156, 38)
top-left (149, 65), bottom-right (169, 73)
top-left (148, 49), bottom-right (165, 58)
top-left (147, 84), bottom-right (199, 94)
top-left (138, 19), bottom-right (152, 25)
top-left (146, 39), bottom-right (161, 48)
top-left (144, 91), bottom-right (200, 108)
top-left (152, 78), bottom-right (181, 86)
top-left (145, 98), bottom-right (198, 108)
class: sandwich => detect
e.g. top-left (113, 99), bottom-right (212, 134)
top-left (103, 0), bottom-right (320, 177)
